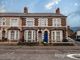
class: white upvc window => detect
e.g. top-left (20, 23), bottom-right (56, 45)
top-left (38, 18), bottom-right (48, 27)
top-left (11, 31), bottom-right (15, 40)
top-left (52, 18), bottom-right (61, 27)
top-left (9, 30), bottom-right (19, 40)
top-left (24, 30), bottom-right (36, 42)
top-left (51, 30), bottom-right (63, 42)
top-left (10, 18), bottom-right (19, 27)
top-left (26, 18), bottom-right (34, 27)
top-left (0, 18), bottom-right (6, 26)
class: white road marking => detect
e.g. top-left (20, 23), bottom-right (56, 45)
top-left (67, 54), bottom-right (80, 59)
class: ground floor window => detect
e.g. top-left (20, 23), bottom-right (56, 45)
top-left (56, 31), bottom-right (61, 42)
top-left (28, 30), bottom-right (32, 40)
top-left (51, 30), bottom-right (63, 42)
top-left (9, 30), bottom-right (19, 40)
top-left (11, 31), bottom-right (15, 40)
top-left (16, 30), bottom-right (18, 39)
top-left (24, 30), bottom-right (36, 42)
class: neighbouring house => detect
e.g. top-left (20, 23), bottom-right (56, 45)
top-left (0, 7), bottom-right (73, 44)
top-left (76, 29), bottom-right (80, 41)
top-left (67, 26), bottom-right (76, 39)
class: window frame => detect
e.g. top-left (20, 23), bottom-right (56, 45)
top-left (10, 30), bottom-right (19, 40)
top-left (11, 30), bottom-right (15, 40)
top-left (51, 30), bottom-right (63, 42)
top-left (25, 30), bottom-right (36, 42)
top-left (10, 18), bottom-right (19, 27)
top-left (52, 18), bottom-right (61, 27)
top-left (26, 18), bottom-right (35, 27)
top-left (38, 18), bottom-right (48, 27)
top-left (0, 18), bottom-right (6, 26)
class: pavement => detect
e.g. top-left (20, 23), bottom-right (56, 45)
top-left (0, 46), bottom-right (80, 60)
top-left (75, 41), bottom-right (80, 46)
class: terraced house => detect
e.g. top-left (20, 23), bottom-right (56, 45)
top-left (0, 7), bottom-right (69, 44)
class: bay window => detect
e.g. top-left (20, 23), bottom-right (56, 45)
top-left (24, 30), bottom-right (36, 42)
top-left (51, 30), bottom-right (63, 42)
top-left (9, 30), bottom-right (19, 40)
top-left (11, 31), bottom-right (15, 40)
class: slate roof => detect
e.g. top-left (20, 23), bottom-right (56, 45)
top-left (0, 13), bottom-right (66, 17)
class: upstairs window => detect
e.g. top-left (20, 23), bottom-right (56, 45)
top-left (26, 18), bottom-right (34, 27)
top-left (52, 18), bottom-right (61, 27)
top-left (0, 18), bottom-right (6, 26)
top-left (10, 18), bottom-right (19, 27)
top-left (38, 18), bottom-right (48, 27)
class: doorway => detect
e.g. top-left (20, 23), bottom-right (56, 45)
top-left (44, 31), bottom-right (48, 43)
top-left (38, 30), bottom-right (42, 42)
top-left (2, 29), bottom-right (5, 40)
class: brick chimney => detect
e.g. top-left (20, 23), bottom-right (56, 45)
top-left (56, 8), bottom-right (60, 14)
top-left (24, 7), bottom-right (28, 13)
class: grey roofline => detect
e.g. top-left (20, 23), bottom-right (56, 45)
top-left (0, 13), bottom-right (67, 17)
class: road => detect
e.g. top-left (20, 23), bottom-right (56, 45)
top-left (0, 46), bottom-right (80, 60)
top-left (75, 41), bottom-right (80, 46)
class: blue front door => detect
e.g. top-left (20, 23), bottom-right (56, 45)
top-left (44, 31), bottom-right (48, 43)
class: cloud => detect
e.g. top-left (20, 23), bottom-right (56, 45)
top-left (45, 0), bottom-right (61, 9)
top-left (67, 9), bottom-right (80, 27)
top-left (74, 3), bottom-right (78, 6)
top-left (0, 5), bottom-right (6, 12)
top-left (45, 2), bottom-right (54, 9)
top-left (0, 0), bottom-right (6, 12)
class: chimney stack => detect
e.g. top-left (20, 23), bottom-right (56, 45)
top-left (24, 7), bottom-right (28, 13)
top-left (56, 8), bottom-right (60, 14)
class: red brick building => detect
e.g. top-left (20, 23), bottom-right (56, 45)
top-left (0, 7), bottom-right (70, 44)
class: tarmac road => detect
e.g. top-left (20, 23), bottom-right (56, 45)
top-left (0, 46), bottom-right (79, 60)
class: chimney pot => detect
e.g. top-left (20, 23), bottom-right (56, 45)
top-left (56, 8), bottom-right (60, 14)
top-left (24, 7), bottom-right (28, 13)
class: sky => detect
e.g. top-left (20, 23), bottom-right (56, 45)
top-left (0, 0), bottom-right (80, 27)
